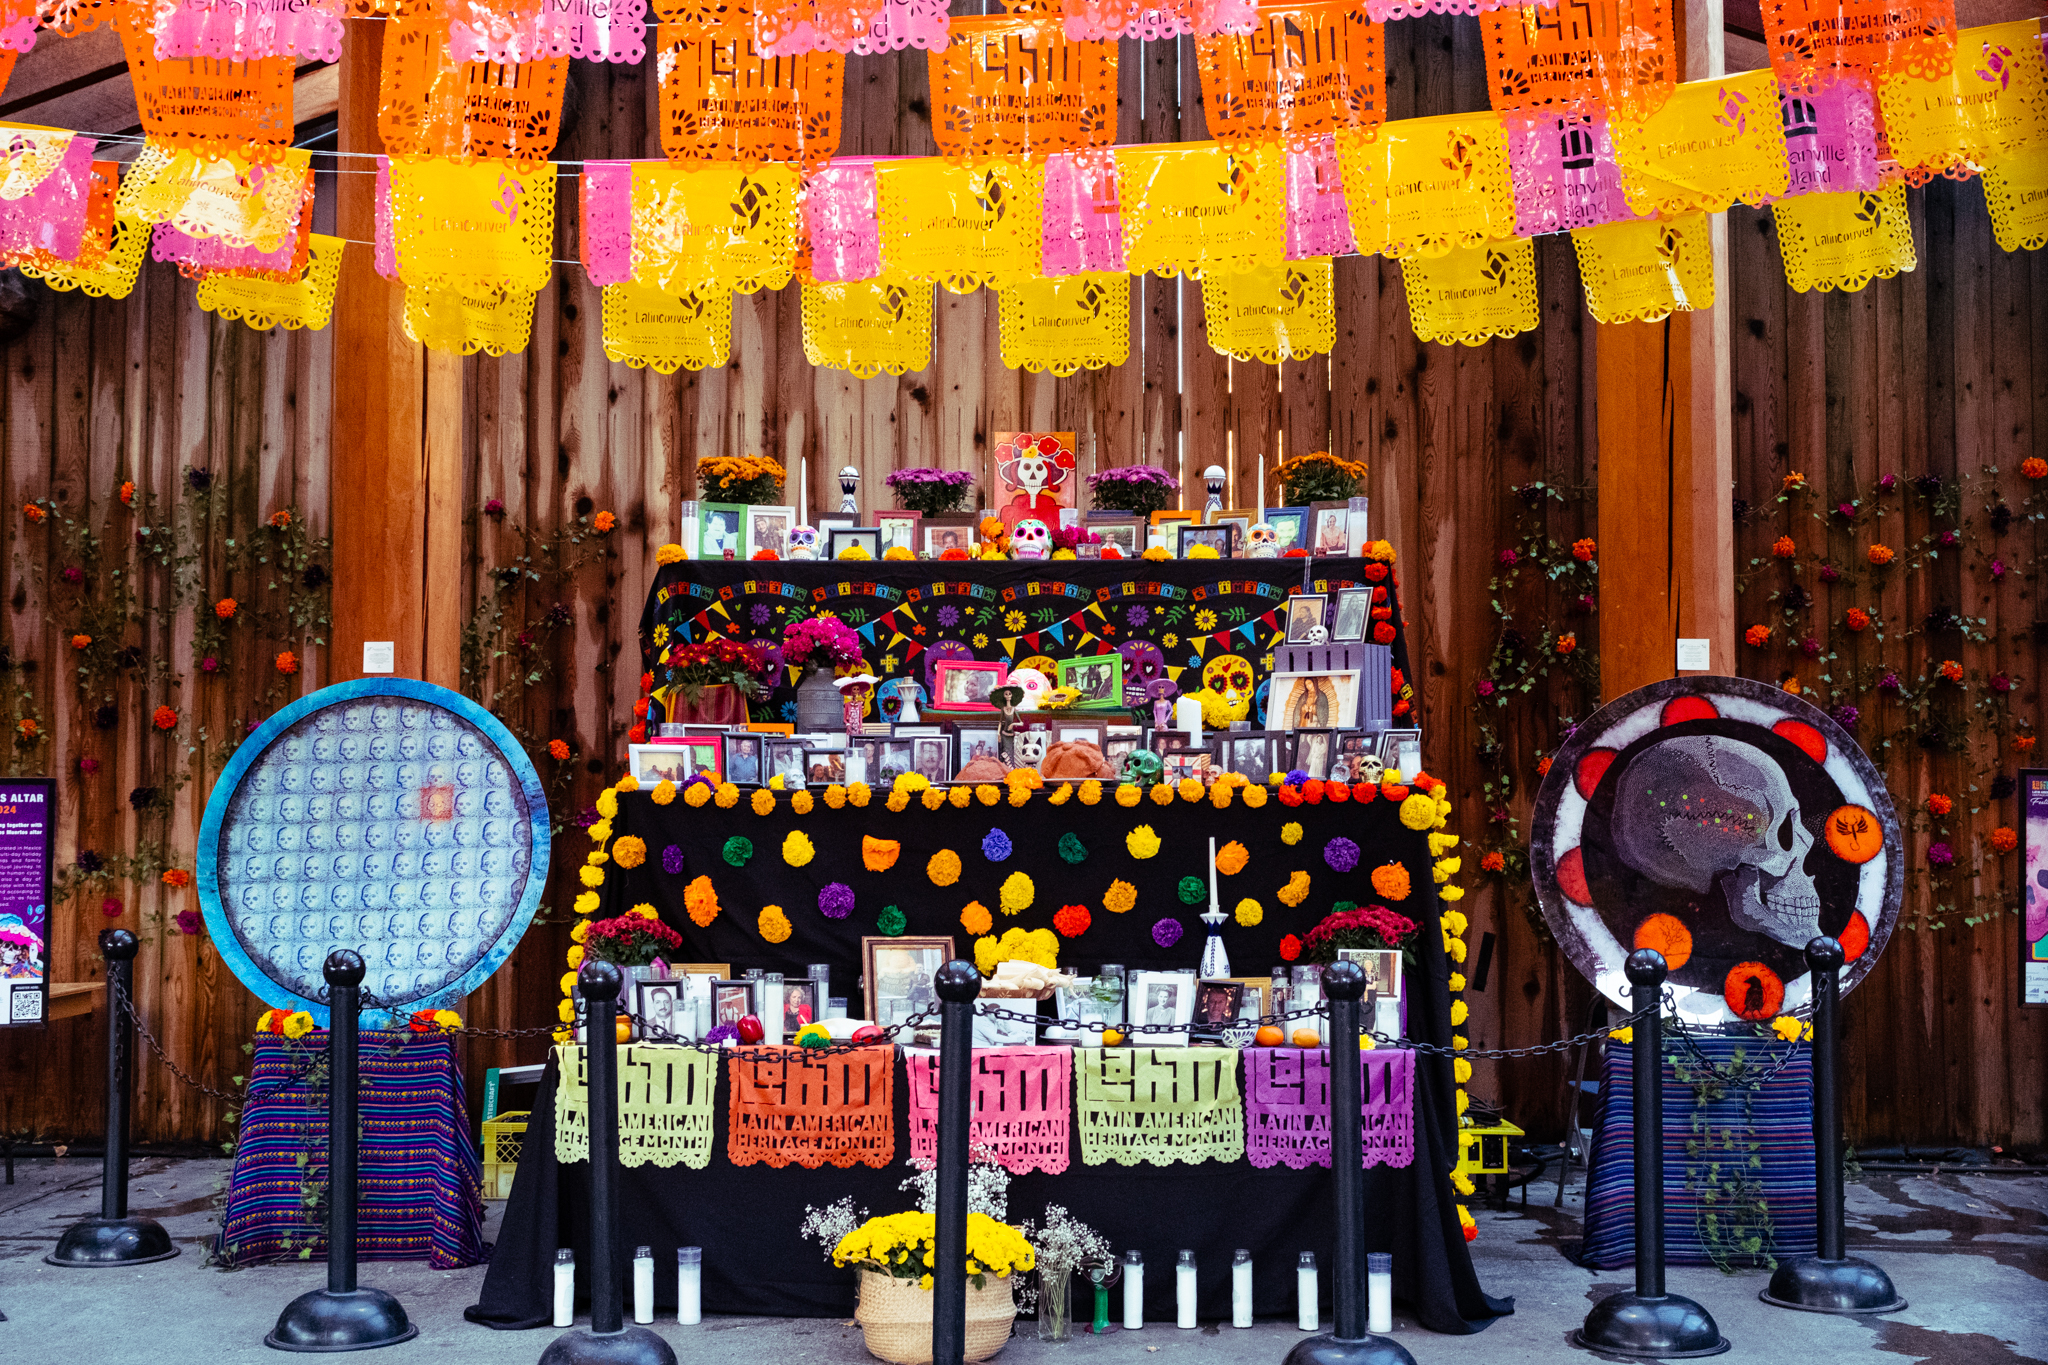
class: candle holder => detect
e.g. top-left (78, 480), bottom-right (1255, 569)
top-left (1199, 907), bottom-right (1231, 978)
top-left (839, 465), bottom-right (860, 516)
top-left (1203, 465), bottom-right (1226, 517)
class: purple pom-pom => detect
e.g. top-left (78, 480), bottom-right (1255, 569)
top-left (982, 829), bottom-right (1012, 861)
top-left (1926, 841), bottom-right (1955, 868)
top-left (1152, 917), bottom-right (1184, 949)
top-left (1323, 837), bottom-right (1360, 873)
top-left (1285, 769), bottom-right (1308, 787)
top-left (819, 882), bottom-right (856, 919)
top-left (662, 844), bottom-right (685, 876)
top-left (683, 773), bottom-right (715, 792)
top-left (704, 1023), bottom-right (739, 1045)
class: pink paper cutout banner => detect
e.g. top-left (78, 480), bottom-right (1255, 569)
top-left (1776, 80), bottom-right (1882, 199)
top-left (1505, 108), bottom-right (1640, 239)
top-left (1189, 0), bottom-right (1256, 36)
top-left (763, 0), bottom-right (950, 55)
top-left (1061, 0), bottom-right (1190, 42)
top-left (907, 1046), bottom-right (1072, 1175)
top-left (0, 6), bottom-right (37, 50)
top-left (1242, 1046), bottom-right (1415, 1171)
top-left (806, 158), bottom-right (881, 283)
top-left (374, 157), bottom-right (397, 283)
top-left (1041, 149), bottom-right (1125, 276)
top-left (1286, 135), bottom-right (1355, 260)
top-left (581, 159), bottom-right (633, 287)
top-left (0, 134), bottom-right (97, 263)
top-left (150, 219), bottom-right (302, 276)
top-left (1363, 0), bottom-right (1552, 22)
top-left (153, 0), bottom-right (346, 63)
top-left (447, 0), bottom-right (648, 63)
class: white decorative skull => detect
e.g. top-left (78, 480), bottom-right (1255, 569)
top-left (1011, 518), bottom-right (1053, 559)
top-left (1611, 734), bottom-right (1821, 948)
top-left (787, 526), bottom-right (819, 560)
top-left (1355, 753), bottom-right (1384, 786)
top-left (1006, 667), bottom-right (1051, 710)
top-left (1303, 623), bottom-right (1330, 645)
top-left (1011, 728), bottom-right (1049, 767)
top-left (1247, 523), bottom-right (1278, 558)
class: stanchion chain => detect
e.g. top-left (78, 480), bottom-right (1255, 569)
top-left (1663, 1010), bottom-right (1807, 1087)
top-left (113, 978), bottom-right (243, 1105)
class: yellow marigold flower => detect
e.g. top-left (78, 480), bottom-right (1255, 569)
top-left (1433, 857), bottom-right (1461, 883)
top-left (1450, 1169), bottom-right (1476, 1197)
top-left (596, 789), bottom-right (620, 820)
top-left (1281, 822), bottom-right (1304, 846)
top-left (975, 784), bottom-right (1001, 806)
top-left (558, 999), bottom-right (577, 1024)
top-left (560, 971), bottom-right (578, 997)
top-left (1448, 972), bottom-right (1466, 993)
top-left (1770, 1015), bottom-right (1803, 1043)
top-left (948, 785), bottom-right (973, 809)
top-left (714, 782), bottom-right (740, 808)
top-left (1115, 784), bottom-right (1141, 807)
top-left (928, 849), bottom-right (962, 886)
top-left (586, 851), bottom-right (609, 867)
top-left (574, 891), bottom-right (599, 914)
top-left (1216, 841), bottom-right (1248, 876)
top-left (974, 935), bottom-right (1003, 975)
top-left (921, 787), bottom-right (946, 810)
top-left (616, 774), bottom-right (639, 793)
top-left (656, 542), bottom-right (685, 565)
top-left (570, 919), bottom-right (591, 943)
top-left (1048, 783), bottom-right (1072, 806)
top-left (961, 901), bottom-right (993, 935)
top-left (1210, 782), bottom-right (1233, 809)
top-left (1176, 777), bottom-right (1204, 803)
top-left (627, 903), bottom-right (657, 920)
top-left (685, 782), bottom-right (710, 808)
top-left (1278, 870), bottom-right (1311, 907)
top-left (651, 779), bottom-right (677, 806)
top-left (567, 945), bottom-right (585, 969)
top-left (999, 871), bottom-right (1034, 916)
top-left (1456, 1090), bottom-right (1470, 1117)
top-left (579, 865), bottom-right (605, 888)
top-left (588, 821), bottom-right (613, 844)
top-left (783, 830), bottom-right (815, 867)
top-left (282, 1011), bottom-right (315, 1040)
top-left (1441, 909), bottom-right (1468, 936)
top-left (1447, 937), bottom-right (1467, 964)
top-left (1079, 780), bottom-right (1103, 805)
top-left (1454, 1057), bottom-right (1473, 1084)
top-left (1234, 897), bottom-right (1263, 927)
top-left (1428, 832), bottom-right (1459, 856)
top-left (1126, 825), bottom-right (1161, 859)
top-left (1453, 1034), bottom-right (1467, 1050)
top-left (1399, 793), bottom-right (1436, 830)
top-left (887, 791), bottom-right (910, 812)
top-left (613, 836), bottom-right (647, 869)
top-left (791, 790), bottom-right (815, 815)
top-left (1103, 879), bottom-right (1136, 914)
top-left (823, 784), bottom-right (846, 809)
top-left (1439, 884), bottom-right (1466, 902)
top-left (752, 788), bottom-right (776, 816)
top-left (1608, 1027), bottom-right (1633, 1044)
top-left (1450, 1000), bottom-right (1469, 1026)
top-left (1148, 781), bottom-right (1175, 806)
top-left (1242, 784), bottom-right (1267, 808)
top-left (848, 782), bottom-right (872, 807)
top-left (759, 906), bottom-right (792, 943)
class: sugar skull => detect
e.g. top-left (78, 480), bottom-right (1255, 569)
top-left (1006, 668), bottom-right (1051, 710)
top-left (1246, 523), bottom-right (1278, 558)
top-left (1202, 653), bottom-right (1255, 712)
top-left (787, 526), bottom-right (819, 560)
top-left (1011, 518), bottom-right (1053, 559)
top-left (1119, 640), bottom-right (1175, 707)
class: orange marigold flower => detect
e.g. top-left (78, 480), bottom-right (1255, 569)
top-left (1844, 607), bottom-right (1870, 632)
top-left (1781, 472), bottom-right (1807, 491)
top-left (162, 868), bottom-right (193, 889)
top-left (1571, 538), bottom-right (1596, 562)
top-left (1555, 634), bottom-right (1577, 655)
top-left (1990, 826), bottom-right (2019, 854)
top-left (23, 503), bottom-right (45, 523)
top-left (1937, 660), bottom-right (1963, 683)
top-left (1926, 793), bottom-right (1952, 816)
top-left (593, 511), bottom-right (617, 533)
top-left (15, 718), bottom-right (38, 739)
top-left (275, 650), bottom-right (299, 675)
top-left (118, 480), bottom-right (135, 506)
top-left (1771, 535), bottom-right (1796, 558)
top-left (268, 509), bottom-right (292, 529)
top-left (548, 739), bottom-right (570, 761)
top-left (1744, 624), bottom-right (1771, 647)
top-left (2022, 457), bottom-right (2048, 481)
top-left (2016, 734), bottom-right (2037, 755)
top-left (1480, 851), bottom-right (1505, 873)
top-left (70, 634), bottom-right (91, 650)
top-left (151, 705), bottom-right (177, 730)
top-left (1867, 544), bottom-right (1895, 566)
top-left (1535, 756), bottom-right (1552, 776)
top-left (214, 598), bottom-right (236, 619)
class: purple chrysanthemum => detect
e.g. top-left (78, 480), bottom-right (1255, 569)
top-left (1474, 679), bottom-right (1495, 698)
top-left (1878, 671), bottom-right (1902, 694)
top-left (1152, 918), bottom-right (1184, 949)
top-left (662, 845), bottom-right (685, 876)
top-left (1324, 838), bottom-right (1361, 873)
top-left (937, 606), bottom-right (961, 627)
top-left (705, 1023), bottom-right (739, 1045)
top-left (819, 882), bottom-right (855, 919)
top-left (1818, 562), bottom-right (1841, 583)
top-left (982, 829), bottom-right (1012, 861)
top-left (1926, 842), bottom-right (1955, 867)
top-left (1127, 606), bottom-right (1149, 627)
top-left (174, 910), bottom-right (201, 935)
top-left (1497, 548), bottom-right (1519, 567)
top-left (1831, 705), bottom-right (1860, 730)
top-left (575, 806), bottom-right (600, 829)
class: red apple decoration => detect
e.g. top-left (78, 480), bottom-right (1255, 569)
top-left (736, 1014), bottom-right (765, 1044)
top-left (850, 1024), bottom-right (885, 1045)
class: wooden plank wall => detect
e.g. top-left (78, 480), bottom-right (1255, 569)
top-left (0, 16), bottom-right (2041, 1152)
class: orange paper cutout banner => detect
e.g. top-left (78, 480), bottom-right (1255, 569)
top-left (654, 21), bottom-right (844, 170)
top-left (1761, 0), bottom-right (1956, 91)
top-left (1480, 0), bottom-right (1674, 119)
top-left (930, 15), bottom-right (1118, 163)
top-left (1195, 1), bottom-right (1384, 151)
top-left (379, 2), bottom-right (567, 164)
top-left (120, 11), bottom-right (295, 158)
top-left (727, 1045), bottom-right (896, 1169)
top-left (38, 0), bottom-right (125, 36)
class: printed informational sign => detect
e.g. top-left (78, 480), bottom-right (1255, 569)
top-left (0, 777), bottom-right (54, 1027)
top-left (2024, 769), bottom-right (2048, 1007)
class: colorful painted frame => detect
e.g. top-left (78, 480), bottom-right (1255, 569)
top-left (1054, 653), bottom-right (1124, 705)
top-left (698, 502), bottom-right (747, 559)
top-left (933, 659), bottom-right (1007, 710)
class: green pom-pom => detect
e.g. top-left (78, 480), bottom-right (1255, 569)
top-left (1178, 876), bottom-right (1206, 905)
top-left (1331, 900), bottom-right (1356, 915)
top-left (877, 905), bottom-right (907, 936)
top-left (722, 836), bottom-right (754, 867)
top-left (1057, 833), bottom-right (1088, 864)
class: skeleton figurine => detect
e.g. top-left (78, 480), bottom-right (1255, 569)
top-left (1611, 734), bottom-right (1823, 949)
top-left (1011, 518), bottom-right (1053, 560)
top-left (1246, 523), bottom-right (1279, 558)
top-left (787, 526), bottom-right (820, 560)
top-left (990, 685), bottom-right (1026, 763)
top-left (1011, 728), bottom-right (1049, 769)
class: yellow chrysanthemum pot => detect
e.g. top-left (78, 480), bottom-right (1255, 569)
top-left (854, 1270), bottom-right (1016, 1364)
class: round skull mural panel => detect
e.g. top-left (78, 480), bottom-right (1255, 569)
top-left (197, 679), bottom-right (550, 1028)
top-left (1529, 676), bottom-right (1901, 1029)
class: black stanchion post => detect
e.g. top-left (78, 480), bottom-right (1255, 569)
top-left (48, 929), bottom-right (177, 1267)
top-left (1572, 949), bottom-right (1727, 1357)
top-left (540, 961), bottom-right (677, 1365)
top-left (1283, 960), bottom-right (1415, 1365)
top-left (267, 951), bottom-right (417, 1351)
top-left (1760, 937), bottom-right (1904, 1315)
top-left (932, 961), bottom-right (982, 1365)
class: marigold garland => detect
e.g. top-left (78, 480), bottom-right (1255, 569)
top-left (949, 785), bottom-right (974, 808)
top-left (1115, 784), bottom-right (1141, 807)
top-left (999, 871), bottom-right (1035, 916)
top-left (759, 906), bottom-right (793, 943)
top-left (685, 876), bottom-right (720, 927)
top-left (792, 790), bottom-right (815, 815)
top-left (651, 779), bottom-right (677, 806)
top-left (1104, 879), bottom-right (1137, 914)
top-left (1079, 780), bottom-right (1103, 805)
top-left (1048, 784), bottom-right (1073, 806)
top-left (1149, 782), bottom-right (1176, 806)
top-left (685, 782), bottom-right (711, 808)
top-left (715, 782), bottom-right (740, 808)
top-left (1370, 863), bottom-right (1410, 901)
top-left (973, 926), bottom-right (1059, 976)
top-left (579, 864), bottom-right (605, 889)
top-left (863, 836), bottom-right (901, 872)
top-left (1278, 870), bottom-right (1311, 907)
top-left (752, 788), bottom-right (777, 816)
top-left (1126, 825), bottom-right (1161, 859)
top-left (1007, 785), bottom-right (1031, 808)
top-left (1053, 903), bottom-right (1091, 937)
top-left (574, 891), bottom-right (600, 914)
top-left (722, 837), bottom-right (753, 867)
top-left (1215, 841), bottom-right (1248, 876)
top-left (887, 792), bottom-right (911, 813)
top-left (921, 788), bottom-right (946, 810)
top-left (962, 900), bottom-right (994, 935)
top-left (596, 789), bottom-right (620, 820)
top-left (976, 784), bottom-right (1002, 806)
top-left (783, 830), bottom-right (816, 867)
top-left (825, 784), bottom-right (847, 809)
top-left (929, 850), bottom-right (963, 886)
top-left (1234, 897), bottom-right (1263, 927)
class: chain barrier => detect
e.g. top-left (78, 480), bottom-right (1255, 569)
top-left (113, 978), bottom-right (244, 1105)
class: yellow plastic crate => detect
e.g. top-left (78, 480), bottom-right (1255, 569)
top-left (1456, 1116), bottom-right (1524, 1178)
top-left (481, 1110), bottom-right (529, 1200)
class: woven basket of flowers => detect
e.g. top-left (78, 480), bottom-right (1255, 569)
top-left (828, 1210), bottom-right (1034, 1364)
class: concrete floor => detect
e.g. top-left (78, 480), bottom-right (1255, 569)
top-left (0, 1155), bottom-right (2042, 1365)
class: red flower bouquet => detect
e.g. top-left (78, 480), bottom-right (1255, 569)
top-left (1299, 903), bottom-right (1417, 965)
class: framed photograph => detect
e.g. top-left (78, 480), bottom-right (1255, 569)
top-left (723, 732), bottom-right (765, 786)
top-left (698, 502), bottom-right (747, 560)
top-left (710, 980), bottom-right (758, 1029)
top-left (1150, 730), bottom-right (1193, 759)
top-left (803, 748), bottom-right (848, 785)
top-left (1176, 523), bottom-right (1232, 558)
top-left (910, 734), bottom-right (954, 785)
top-left (1050, 717), bottom-right (1109, 751)
top-left (636, 979), bottom-right (688, 1042)
top-left (1265, 507), bottom-right (1310, 554)
top-left (1219, 731), bottom-right (1276, 783)
top-left (1377, 727), bottom-right (1422, 782)
top-left (1331, 588), bottom-right (1373, 643)
top-left (743, 722), bottom-right (795, 735)
top-left (1149, 509), bottom-right (1199, 530)
top-left (864, 936), bottom-right (955, 1026)
top-left (1285, 593), bottom-right (1329, 643)
top-left (1103, 725), bottom-right (1143, 775)
top-left (1336, 948), bottom-right (1403, 1003)
top-left (1052, 978), bottom-right (1119, 1046)
top-left (1194, 979), bottom-right (1245, 1029)
top-left (827, 527), bottom-right (881, 561)
top-left (874, 510), bottom-right (922, 557)
top-left (744, 504), bottom-right (796, 560)
top-left (1085, 514), bottom-right (1144, 556)
top-left (1207, 508), bottom-right (1259, 557)
top-left (1308, 502), bottom-right (1350, 556)
top-left (1055, 654), bottom-right (1124, 705)
top-left (934, 659), bottom-right (1007, 710)
top-left (862, 737), bottom-right (914, 785)
top-left (1289, 727), bottom-right (1334, 781)
top-left (629, 740), bottom-right (721, 785)
top-left (1220, 979), bottom-right (1268, 1021)
top-left (1330, 731), bottom-right (1377, 784)
top-left (921, 515), bottom-right (979, 557)
top-left (1270, 670), bottom-right (1361, 730)
top-left (778, 978), bottom-right (820, 1036)
top-left (952, 722), bottom-right (1004, 774)
top-left (764, 736), bottom-right (809, 789)
top-left (1162, 750), bottom-right (1213, 785)
top-left (1130, 970), bottom-right (1195, 1047)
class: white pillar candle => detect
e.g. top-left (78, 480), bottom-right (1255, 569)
top-left (1230, 1250), bottom-right (1252, 1328)
top-left (678, 1247), bottom-right (703, 1325)
top-left (1122, 1251), bottom-right (1144, 1330)
top-left (1174, 695), bottom-right (1203, 746)
top-left (1176, 1250), bottom-right (1198, 1329)
top-left (761, 972), bottom-right (784, 1045)
top-left (1367, 1252), bottom-right (1393, 1334)
top-left (633, 1245), bottom-right (655, 1324)
top-left (553, 1248), bottom-right (575, 1327)
top-left (1296, 1253), bottom-right (1318, 1331)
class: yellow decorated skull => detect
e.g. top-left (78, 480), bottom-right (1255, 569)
top-left (1203, 653), bottom-right (1255, 711)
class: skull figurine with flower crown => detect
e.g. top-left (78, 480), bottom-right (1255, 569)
top-left (1246, 523), bottom-right (1278, 558)
top-left (787, 526), bottom-right (819, 560)
top-left (1011, 518), bottom-right (1053, 560)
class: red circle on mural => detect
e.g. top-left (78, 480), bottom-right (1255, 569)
top-left (1633, 913), bottom-right (1694, 972)
top-left (1661, 696), bottom-right (1720, 726)
top-left (1773, 719), bottom-right (1827, 764)
top-left (1575, 749), bottom-right (1618, 799)
top-left (1556, 846), bottom-right (1592, 905)
top-left (1839, 912), bottom-right (1869, 962)
top-left (1723, 962), bottom-right (1785, 1020)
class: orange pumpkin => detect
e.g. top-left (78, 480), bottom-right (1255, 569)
top-left (1255, 1024), bottom-right (1284, 1047)
top-left (1824, 805), bottom-right (1883, 865)
top-left (1632, 913), bottom-right (1694, 971)
top-left (1723, 962), bottom-right (1784, 1020)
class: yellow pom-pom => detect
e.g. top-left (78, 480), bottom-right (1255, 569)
top-left (1210, 782), bottom-right (1233, 809)
top-left (588, 820), bottom-right (613, 844)
top-left (961, 901), bottom-right (993, 935)
top-left (586, 850), bottom-right (609, 867)
top-left (1441, 909), bottom-right (1468, 936)
top-left (973, 935), bottom-right (1003, 975)
top-left (684, 782), bottom-right (710, 807)
top-left (1450, 999), bottom-right (1469, 1026)
top-left (714, 783), bottom-right (740, 808)
top-left (1454, 1057), bottom-right (1473, 1084)
top-left (1216, 841), bottom-right (1249, 876)
top-left (759, 906), bottom-right (792, 943)
top-left (558, 998), bottom-right (577, 1024)
top-left (1242, 784), bottom-right (1267, 808)
top-left (573, 891), bottom-right (600, 915)
top-left (1115, 784), bottom-right (1141, 807)
top-left (1448, 937), bottom-right (1467, 964)
top-left (579, 864), bottom-right (605, 889)
top-left (1439, 884), bottom-right (1466, 902)
top-left (1456, 1090), bottom-right (1470, 1116)
top-left (783, 830), bottom-right (815, 867)
top-left (1281, 822), bottom-right (1304, 845)
top-left (1126, 825), bottom-right (1161, 859)
top-left (887, 791), bottom-right (911, 812)
top-left (1428, 832), bottom-right (1459, 856)
top-left (1399, 793), bottom-right (1436, 830)
top-left (999, 871), bottom-right (1034, 916)
top-left (560, 971), bottom-right (578, 997)
top-left (1079, 780), bottom-right (1103, 805)
top-left (848, 782), bottom-right (872, 807)
top-left (928, 849), bottom-right (963, 887)
top-left (824, 784), bottom-right (846, 809)
top-left (1448, 971), bottom-right (1466, 993)
top-left (921, 787), bottom-right (946, 810)
top-left (791, 789), bottom-right (815, 815)
top-left (627, 903), bottom-right (657, 920)
top-left (751, 788), bottom-right (777, 816)
top-left (1450, 1168), bottom-right (1476, 1197)
top-left (596, 789), bottom-right (620, 820)
top-left (769, 774), bottom-right (786, 790)
top-left (1048, 783), bottom-right (1072, 806)
top-left (613, 836), bottom-right (647, 870)
top-left (570, 919), bottom-right (591, 944)
top-left (567, 945), bottom-right (586, 969)
top-left (651, 779), bottom-right (677, 806)
top-left (656, 542), bottom-right (685, 565)
top-left (1608, 1027), bottom-right (1633, 1045)
top-left (1148, 781), bottom-right (1175, 806)
top-left (948, 785), bottom-right (973, 809)
top-left (1234, 897), bottom-right (1263, 927)
top-left (1175, 777), bottom-right (1203, 803)
top-left (972, 784), bottom-right (998, 806)
top-left (1104, 879), bottom-right (1137, 914)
